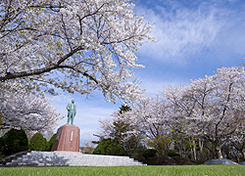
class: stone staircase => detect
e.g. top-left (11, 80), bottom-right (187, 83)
top-left (0, 151), bottom-right (27, 165)
top-left (4, 151), bottom-right (146, 166)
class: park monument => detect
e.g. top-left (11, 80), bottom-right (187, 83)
top-left (51, 100), bottom-right (80, 152)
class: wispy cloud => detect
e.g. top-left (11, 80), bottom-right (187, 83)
top-left (136, 6), bottom-right (226, 63)
top-left (135, 2), bottom-right (245, 65)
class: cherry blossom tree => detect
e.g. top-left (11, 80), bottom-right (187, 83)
top-left (129, 95), bottom-right (172, 140)
top-left (229, 121), bottom-right (245, 161)
top-left (129, 95), bottom-right (174, 154)
top-left (96, 105), bottom-right (140, 153)
top-left (163, 66), bottom-right (245, 159)
top-left (96, 117), bottom-right (114, 140)
top-left (0, 74), bottom-right (61, 135)
top-left (0, 92), bottom-right (61, 135)
top-left (0, 0), bottom-right (153, 103)
top-left (97, 94), bottom-right (174, 155)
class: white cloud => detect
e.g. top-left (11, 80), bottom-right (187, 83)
top-left (135, 5), bottom-right (227, 64)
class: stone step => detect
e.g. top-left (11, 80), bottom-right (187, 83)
top-left (0, 151), bottom-right (27, 165)
top-left (6, 151), bottom-right (146, 166)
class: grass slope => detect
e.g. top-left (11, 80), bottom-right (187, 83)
top-left (1, 165), bottom-right (245, 176)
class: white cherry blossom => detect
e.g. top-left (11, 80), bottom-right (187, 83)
top-left (0, 0), bottom-right (153, 103)
top-left (163, 66), bottom-right (245, 159)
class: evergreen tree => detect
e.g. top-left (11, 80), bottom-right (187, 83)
top-left (93, 138), bottom-right (126, 156)
top-left (0, 128), bottom-right (29, 156)
top-left (30, 133), bottom-right (47, 151)
top-left (46, 134), bottom-right (56, 151)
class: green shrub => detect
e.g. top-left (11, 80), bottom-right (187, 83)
top-left (106, 140), bottom-right (126, 156)
top-left (167, 150), bottom-right (181, 157)
top-left (30, 133), bottom-right (47, 151)
top-left (93, 138), bottom-right (110, 154)
top-left (0, 128), bottom-right (29, 156)
top-left (142, 149), bottom-right (157, 159)
top-left (129, 144), bottom-right (146, 161)
top-left (79, 146), bottom-right (94, 154)
top-left (46, 134), bottom-right (56, 151)
top-left (93, 138), bottom-right (126, 156)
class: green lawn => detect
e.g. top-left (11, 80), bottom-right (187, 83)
top-left (0, 165), bottom-right (245, 176)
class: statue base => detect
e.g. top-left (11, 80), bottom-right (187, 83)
top-left (51, 124), bottom-right (80, 152)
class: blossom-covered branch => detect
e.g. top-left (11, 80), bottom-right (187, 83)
top-left (0, 0), bottom-right (154, 103)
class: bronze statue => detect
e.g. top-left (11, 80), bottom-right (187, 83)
top-left (66, 100), bottom-right (76, 125)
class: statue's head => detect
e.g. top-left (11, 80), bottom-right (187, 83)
top-left (71, 100), bottom-right (75, 103)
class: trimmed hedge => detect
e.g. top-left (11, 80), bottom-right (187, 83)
top-left (46, 134), bottom-right (56, 151)
top-left (167, 149), bottom-right (181, 157)
top-left (0, 128), bottom-right (29, 156)
top-left (142, 149), bottom-right (157, 159)
top-left (93, 138), bottom-right (126, 156)
top-left (30, 132), bottom-right (47, 151)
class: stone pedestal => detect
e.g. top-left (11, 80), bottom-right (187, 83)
top-left (51, 124), bottom-right (80, 152)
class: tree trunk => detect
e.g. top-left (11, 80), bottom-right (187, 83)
top-left (190, 146), bottom-right (193, 159)
top-left (177, 142), bottom-right (183, 157)
top-left (189, 138), bottom-right (194, 160)
top-left (241, 151), bottom-right (245, 161)
top-left (193, 139), bottom-right (197, 161)
top-left (235, 153), bottom-right (240, 163)
top-left (215, 145), bottom-right (223, 159)
top-left (199, 139), bottom-right (203, 161)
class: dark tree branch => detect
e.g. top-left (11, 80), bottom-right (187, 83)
top-left (0, 46), bottom-right (85, 81)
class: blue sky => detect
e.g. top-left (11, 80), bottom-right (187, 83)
top-left (50, 0), bottom-right (245, 146)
